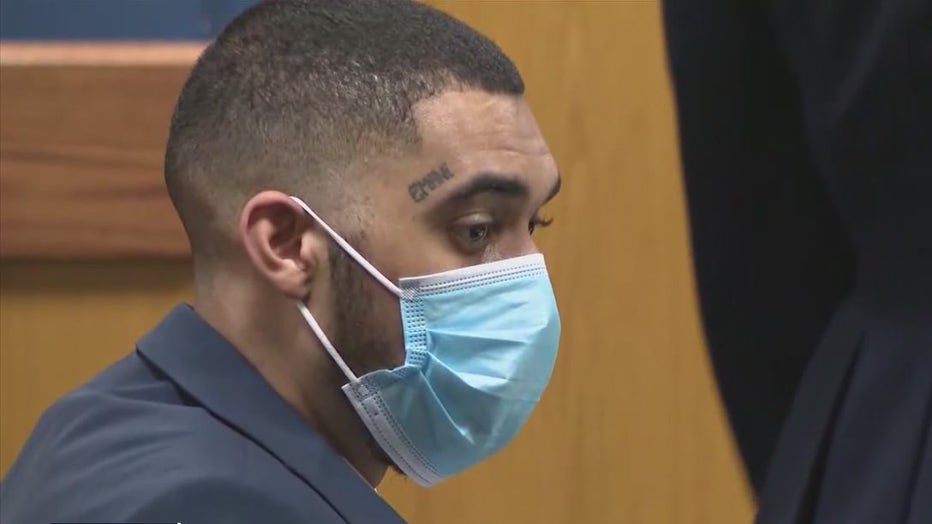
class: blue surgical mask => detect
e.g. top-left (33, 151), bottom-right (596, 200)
top-left (290, 196), bottom-right (561, 487)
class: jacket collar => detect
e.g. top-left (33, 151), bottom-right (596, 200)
top-left (137, 304), bottom-right (405, 524)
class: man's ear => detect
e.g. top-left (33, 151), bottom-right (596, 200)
top-left (239, 191), bottom-right (325, 299)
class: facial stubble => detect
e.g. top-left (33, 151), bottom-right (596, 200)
top-left (328, 242), bottom-right (407, 477)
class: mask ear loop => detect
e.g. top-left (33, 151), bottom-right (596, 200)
top-left (296, 302), bottom-right (358, 382)
top-left (289, 196), bottom-right (402, 297)
top-left (289, 196), bottom-right (404, 383)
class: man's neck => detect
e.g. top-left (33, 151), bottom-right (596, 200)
top-left (293, 370), bottom-right (390, 487)
top-left (193, 291), bottom-right (388, 487)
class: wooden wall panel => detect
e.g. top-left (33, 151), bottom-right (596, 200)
top-left (0, 47), bottom-right (194, 258)
top-left (0, 2), bottom-right (754, 523)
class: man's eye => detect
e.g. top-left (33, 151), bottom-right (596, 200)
top-left (465, 223), bottom-right (491, 244)
top-left (450, 215), bottom-right (496, 253)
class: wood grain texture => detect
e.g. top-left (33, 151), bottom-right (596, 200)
top-left (0, 2), bottom-right (754, 523)
top-left (0, 60), bottom-right (191, 258)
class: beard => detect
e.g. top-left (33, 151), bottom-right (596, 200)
top-left (327, 239), bottom-right (407, 477)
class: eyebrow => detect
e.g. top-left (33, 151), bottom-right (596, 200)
top-left (446, 172), bottom-right (529, 203)
top-left (443, 171), bottom-right (562, 206)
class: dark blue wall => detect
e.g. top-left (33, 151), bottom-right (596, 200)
top-left (0, 0), bottom-right (257, 40)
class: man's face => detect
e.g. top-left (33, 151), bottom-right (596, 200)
top-left (331, 89), bottom-right (561, 375)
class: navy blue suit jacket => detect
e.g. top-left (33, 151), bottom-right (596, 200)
top-left (1, 305), bottom-right (406, 524)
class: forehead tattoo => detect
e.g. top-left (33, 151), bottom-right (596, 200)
top-left (408, 163), bottom-right (455, 203)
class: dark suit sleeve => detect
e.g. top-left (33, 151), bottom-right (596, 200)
top-left (767, 0), bottom-right (932, 240)
top-left (127, 475), bottom-right (338, 524)
top-left (660, 0), bottom-right (856, 493)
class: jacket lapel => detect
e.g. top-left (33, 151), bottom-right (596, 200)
top-left (755, 297), bottom-right (866, 524)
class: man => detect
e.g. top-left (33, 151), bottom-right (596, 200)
top-left (0, 1), bottom-right (562, 522)
top-left (662, 0), bottom-right (931, 522)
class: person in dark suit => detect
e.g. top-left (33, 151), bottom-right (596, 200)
top-left (0, 1), bottom-right (564, 522)
top-left (661, 0), bottom-right (931, 522)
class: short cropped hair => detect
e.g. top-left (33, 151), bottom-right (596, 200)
top-left (164, 0), bottom-right (524, 264)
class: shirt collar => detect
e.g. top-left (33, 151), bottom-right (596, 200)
top-left (136, 304), bottom-right (404, 524)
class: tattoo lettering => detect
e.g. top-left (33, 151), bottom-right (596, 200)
top-left (408, 163), bottom-right (454, 203)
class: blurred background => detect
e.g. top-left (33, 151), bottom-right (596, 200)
top-left (0, 1), bottom-right (753, 522)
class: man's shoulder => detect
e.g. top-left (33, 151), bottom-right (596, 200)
top-left (19, 354), bottom-right (288, 483)
top-left (3, 353), bottom-right (344, 523)
top-left (27, 352), bottom-right (224, 467)
top-left (124, 471), bottom-right (340, 524)
top-left (3, 464), bottom-right (339, 524)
